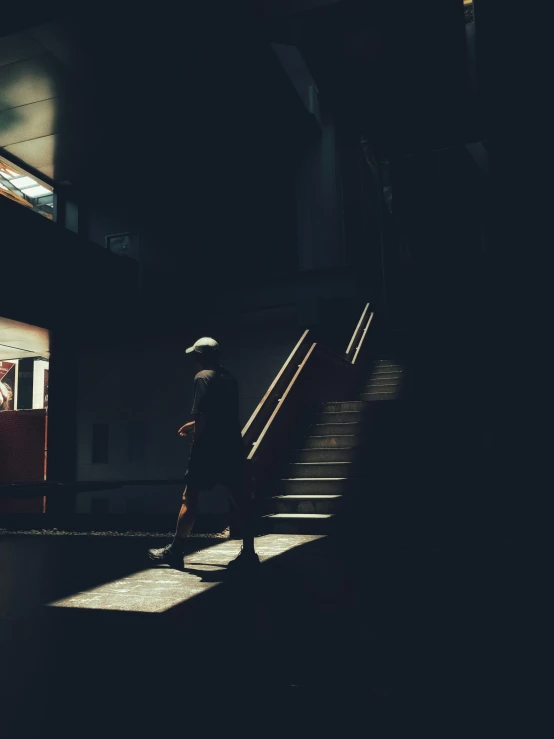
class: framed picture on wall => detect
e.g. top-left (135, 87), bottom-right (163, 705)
top-left (105, 231), bottom-right (139, 259)
top-left (0, 361), bottom-right (16, 411)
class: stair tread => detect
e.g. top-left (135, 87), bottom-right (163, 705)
top-left (367, 379), bottom-right (402, 382)
top-left (365, 376), bottom-right (402, 380)
top-left (322, 401), bottom-right (370, 404)
top-left (311, 424), bottom-right (362, 430)
top-left (294, 447), bottom-right (359, 451)
top-left (304, 435), bottom-right (361, 439)
top-left (272, 494), bottom-right (342, 499)
top-left (368, 373), bottom-right (403, 376)
top-left (312, 420), bottom-right (360, 428)
top-left (281, 477), bottom-right (354, 482)
top-left (365, 367), bottom-right (404, 377)
top-left (289, 461), bottom-right (353, 466)
top-left (367, 371), bottom-right (403, 374)
top-left (264, 513), bottom-right (334, 519)
top-left (361, 392), bottom-right (398, 396)
top-left (366, 379), bottom-right (402, 382)
top-left (319, 411), bottom-right (365, 415)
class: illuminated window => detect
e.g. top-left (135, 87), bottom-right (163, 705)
top-left (9, 176), bottom-right (38, 189)
top-left (0, 156), bottom-right (55, 220)
top-left (21, 185), bottom-right (52, 198)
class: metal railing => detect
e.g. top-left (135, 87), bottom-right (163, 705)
top-left (242, 303), bottom-right (374, 495)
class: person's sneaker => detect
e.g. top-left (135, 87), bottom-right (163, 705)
top-left (226, 549), bottom-right (260, 573)
top-left (147, 543), bottom-right (184, 568)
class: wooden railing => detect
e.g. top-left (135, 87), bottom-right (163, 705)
top-left (345, 303), bottom-right (374, 364)
top-left (242, 303), bottom-right (374, 498)
top-left (241, 329), bottom-right (312, 455)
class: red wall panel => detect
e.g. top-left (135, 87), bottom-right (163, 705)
top-left (0, 409), bottom-right (47, 483)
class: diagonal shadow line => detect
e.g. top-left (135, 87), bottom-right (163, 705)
top-left (181, 566), bottom-right (228, 583)
top-left (182, 561), bottom-right (228, 568)
top-left (40, 535), bottom-right (327, 623)
top-left (0, 534), bottom-right (227, 618)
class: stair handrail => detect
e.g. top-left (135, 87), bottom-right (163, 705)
top-left (345, 302), bottom-right (374, 364)
top-left (243, 302), bottom-right (374, 473)
top-left (241, 329), bottom-right (312, 450)
top-left (245, 342), bottom-right (318, 462)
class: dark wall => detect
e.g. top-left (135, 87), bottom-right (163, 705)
top-left (0, 194), bottom-right (138, 335)
top-left (470, 0), bottom-right (553, 537)
top-left (338, 131), bottom-right (389, 316)
top-left (390, 146), bottom-right (486, 332)
top-left (66, 9), bottom-right (317, 295)
top-left (386, 146), bottom-right (488, 461)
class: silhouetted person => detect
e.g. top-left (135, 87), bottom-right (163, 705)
top-left (148, 337), bottom-right (259, 571)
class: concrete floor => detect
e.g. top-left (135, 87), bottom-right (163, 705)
top-left (0, 529), bottom-right (545, 738)
top-left (46, 535), bottom-right (323, 613)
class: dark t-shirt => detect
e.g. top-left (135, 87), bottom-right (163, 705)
top-left (191, 367), bottom-right (242, 447)
top-left (186, 366), bottom-right (244, 487)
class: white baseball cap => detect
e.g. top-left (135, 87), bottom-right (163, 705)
top-left (185, 337), bottom-right (219, 354)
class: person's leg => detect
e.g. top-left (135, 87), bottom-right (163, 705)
top-left (226, 468), bottom-right (259, 572)
top-left (227, 484), bottom-right (255, 555)
top-left (148, 486), bottom-right (200, 564)
top-left (174, 486), bottom-right (200, 541)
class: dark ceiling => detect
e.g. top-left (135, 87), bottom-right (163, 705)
top-left (1, 4), bottom-right (317, 204)
top-left (1, 0), bottom-right (480, 204)
top-left (263, 0), bottom-right (479, 156)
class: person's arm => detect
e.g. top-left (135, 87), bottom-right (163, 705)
top-left (178, 415), bottom-right (206, 439)
top-left (178, 421), bottom-right (195, 437)
top-left (178, 373), bottom-right (209, 438)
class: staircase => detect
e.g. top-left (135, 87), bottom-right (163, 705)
top-left (262, 351), bottom-right (406, 534)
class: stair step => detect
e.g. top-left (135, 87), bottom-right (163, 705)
top-left (309, 422), bottom-right (364, 435)
top-left (321, 401), bottom-right (370, 412)
top-left (315, 410), bottom-right (367, 424)
top-left (362, 381), bottom-right (401, 389)
top-left (269, 494), bottom-right (343, 514)
top-left (360, 391), bottom-right (399, 401)
top-left (286, 462), bottom-right (354, 478)
top-left (291, 447), bottom-right (360, 463)
top-left (262, 513), bottom-right (336, 535)
top-left (365, 371), bottom-right (403, 379)
top-left (368, 367), bottom-right (404, 376)
top-left (279, 478), bottom-right (365, 494)
top-left (303, 435), bottom-right (370, 449)
top-left (365, 375), bottom-right (402, 383)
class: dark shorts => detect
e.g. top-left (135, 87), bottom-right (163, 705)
top-left (184, 439), bottom-right (245, 493)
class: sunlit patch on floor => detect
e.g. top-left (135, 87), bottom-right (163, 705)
top-left (45, 534), bottom-right (324, 613)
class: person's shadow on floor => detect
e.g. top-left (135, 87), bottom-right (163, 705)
top-left (182, 564), bottom-right (262, 583)
top-left (182, 566), bottom-right (228, 582)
